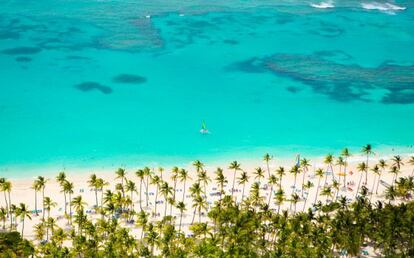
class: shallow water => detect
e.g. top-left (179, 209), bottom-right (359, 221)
top-left (1, 0), bottom-right (414, 176)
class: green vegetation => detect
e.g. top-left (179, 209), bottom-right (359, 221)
top-left (0, 148), bottom-right (413, 257)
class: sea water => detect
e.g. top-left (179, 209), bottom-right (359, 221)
top-left (0, 0), bottom-right (414, 177)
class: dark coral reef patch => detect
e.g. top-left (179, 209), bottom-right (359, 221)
top-left (113, 74), bottom-right (147, 84)
top-left (74, 82), bottom-right (112, 94)
top-left (230, 51), bottom-right (414, 104)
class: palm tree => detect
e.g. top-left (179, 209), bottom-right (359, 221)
top-left (289, 165), bottom-right (301, 193)
top-left (176, 201), bottom-right (186, 233)
top-left (263, 153), bottom-right (273, 178)
top-left (115, 168), bottom-right (127, 197)
top-left (0, 207), bottom-right (6, 230)
top-left (56, 172), bottom-right (66, 186)
top-left (238, 171), bottom-right (249, 202)
top-left (88, 174), bottom-right (99, 207)
top-left (170, 167), bottom-right (179, 202)
top-left (324, 154), bottom-right (334, 183)
top-left (341, 148), bottom-right (351, 189)
top-left (320, 186), bottom-right (333, 204)
top-left (389, 166), bottom-right (400, 187)
top-left (370, 165), bottom-right (380, 199)
top-left (314, 168), bottom-right (324, 205)
top-left (1, 180), bottom-right (12, 221)
top-left (31, 180), bottom-right (41, 216)
top-left (214, 168), bottom-right (227, 202)
top-left (300, 158), bottom-right (311, 196)
top-left (17, 203), bottom-right (31, 238)
top-left (143, 167), bottom-right (151, 207)
top-left (409, 156), bottom-right (414, 177)
top-left (71, 195), bottom-right (86, 213)
top-left (193, 160), bottom-right (205, 173)
top-left (274, 188), bottom-right (285, 214)
top-left (150, 175), bottom-right (161, 217)
top-left (197, 170), bottom-right (210, 196)
top-left (1, 179), bottom-right (9, 218)
top-left (332, 180), bottom-right (340, 201)
top-left (63, 180), bottom-right (74, 224)
top-left (289, 193), bottom-right (300, 214)
top-left (136, 210), bottom-right (148, 241)
top-left (355, 162), bottom-right (367, 198)
top-left (376, 159), bottom-right (387, 194)
top-left (135, 169), bottom-right (145, 211)
top-left (35, 176), bottom-right (48, 220)
top-left (97, 177), bottom-right (108, 209)
top-left (276, 166), bottom-right (285, 190)
top-left (160, 182), bottom-right (172, 217)
top-left (191, 194), bottom-right (207, 224)
top-left (267, 175), bottom-right (278, 207)
top-left (336, 156), bottom-right (345, 189)
top-left (254, 167), bottom-right (265, 185)
top-left (229, 161), bottom-right (241, 199)
top-left (33, 223), bottom-right (45, 242)
top-left (391, 155), bottom-right (404, 170)
top-left (179, 169), bottom-right (190, 203)
top-left (302, 181), bottom-right (314, 211)
top-left (361, 144), bottom-right (373, 185)
top-left (43, 197), bottom-right (57, 219)
top-left (125, 180), bottom-right (137, 212)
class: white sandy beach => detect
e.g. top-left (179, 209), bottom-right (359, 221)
top-left (2, 152), bottom-right (413, 257)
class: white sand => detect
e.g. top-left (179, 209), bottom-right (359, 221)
top-left (1, 153), bottom-right (412, 254)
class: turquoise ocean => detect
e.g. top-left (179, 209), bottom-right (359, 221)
top-left (1, 0), bottom-right (414, 177)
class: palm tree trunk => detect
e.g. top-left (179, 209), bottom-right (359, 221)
top-left (242, 183), bottom-right (246, 202)
top-left (182, 180), bottom-right (186, 203)
top-left (314, 177), bottom-right (321, 205)
top-left (3, 192), bottom-right (8, 218)
top-left (35, 190), bottom-right (38, 216)
top-left (153, 185), bottom-right (158, 217)
top-left (139, 179), bottom-right (143, 211)
top-left (164, 197), bottom-right (168, 217)
top-left (42, 188), bottom-right (45, 220)
top-left (293, 174), bottom-right (297, 194)
top-left (266, 161), bottom-right (270, 178)
top-left (69, 193), bottom-right (72, 225)
top-left (198, 208), bottom-right (201, 223)
top-left (64, 192), bottom-right (67, 215)
top-left (355, 172), bottom-right (363, 198)
top-left (267, 186), bottom-right (273, 207)
top-left (343, 159), bottom-right (347, 189)
top-left (191, 207), bottom-right (196, 225)
top-left (8, 192), bottom-right (11, 226)
top-left (302, 195), bottom-right (308, 212)
top-left (145, 177), bottom-right (149, 207)
top-left (21, 218), bottom-right (25, 237)
top-left (179, 212), bottom-right (183, 232)
top-left (370, 174), bottom-right (377, 200)
top-left (301, 169), bottom-right (306, 196)
top-left (231, 169), bottom-right (236, 199)
top-left (376, 173), bottom-right (382, 194)
top-left (95, 189), bottom-right (98, 207)
top-left (365, 155), bottom-right (369, 185)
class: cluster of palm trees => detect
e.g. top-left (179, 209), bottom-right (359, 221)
top-left (1, 145), bottom-right (414, 257)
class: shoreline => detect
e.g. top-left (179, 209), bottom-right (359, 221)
top-left (1, 145), bottom-right (413, 180)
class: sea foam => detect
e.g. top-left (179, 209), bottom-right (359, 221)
top-left (361, 2), bottom-right (406, 14)
top-left (310, 1), bottom-right (335, 9)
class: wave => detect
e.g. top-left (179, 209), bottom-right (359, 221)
top-left (310, 0), bottom-right (335, 9)
top-left (361, 2), bottom-right (406, 13)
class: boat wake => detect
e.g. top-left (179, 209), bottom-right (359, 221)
top-left (310, 0), bottom-right (335, 9)
top-left (361, 2), bottom-right (406, 14)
